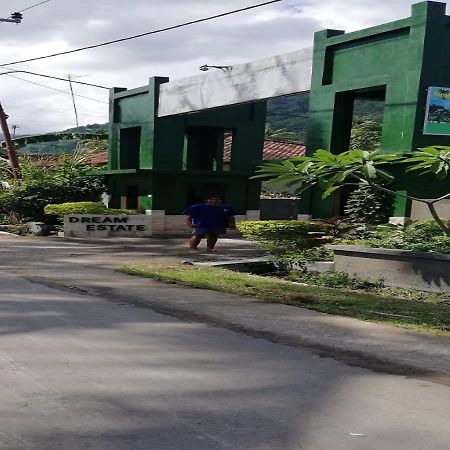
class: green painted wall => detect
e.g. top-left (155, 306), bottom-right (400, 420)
top-left (306, 1), bottom-right (450, 218)
top-left (106, 77), bottom-right (266, 215)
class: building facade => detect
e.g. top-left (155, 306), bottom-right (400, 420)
top-left (104, 78), bottom-right (266, 233)
top-left (305, 0), bottom-right (450, 220)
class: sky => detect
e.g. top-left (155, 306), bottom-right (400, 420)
top-left (0, 0), bottom-right (447, 135)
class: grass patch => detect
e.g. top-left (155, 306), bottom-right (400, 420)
top-left (118, 263), bottom-right (450, 337)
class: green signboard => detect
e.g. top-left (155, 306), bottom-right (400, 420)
top-left (424, 87), bottom-right (450, 136)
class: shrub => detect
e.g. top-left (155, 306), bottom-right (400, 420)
top-left (0, 157), bottom-right (106, 223)
top-left (44, 202), bottom-right (137, 216)
top-left (344, 184), bottom-right (393, 225)
top-left (286, 269), bottom-right (384, 290)
top-left (238, 220), bottom-right (329, 241)
top-left (341, 220), bottom-right (450, 254)
top-left (237, 220), bottom-right (331, 259)
top-left (237, 220), bottom-right (328, 242)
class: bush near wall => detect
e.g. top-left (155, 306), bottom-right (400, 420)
top-left (0, 157), bottom-right (106, 223)
top-left (340, 220), bottom-right (450, 254)
top-left (44, 202), bottom-right (137, 216)
top-left (237, 220), bottom-right (332, 259)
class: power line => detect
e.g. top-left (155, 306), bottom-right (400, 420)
top-left (0, 0), bottom-right (283, 67)
top-left (0, 69), bottom-right (109, 89)
top-left (1, 72), bottom-right (108, 104)
top-left (18, 0), bottom-right (51, 13)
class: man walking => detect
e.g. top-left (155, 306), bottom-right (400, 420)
top-left (184, 196), bottom-right (236, 252)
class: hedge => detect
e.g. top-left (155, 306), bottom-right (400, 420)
top-left (44, 202), bottom-right (137, 216)
top-left (237, 220), bottom-right (331, 258)
top-left (237, 220), bottom-right (329, 241)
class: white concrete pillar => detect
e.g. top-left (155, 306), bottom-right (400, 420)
top-left (389, 217), bottom-right (409, 225)
top-left (145, 210), bottom-right (166, 234)
top-left (245, 210), bottom-right (261, 221)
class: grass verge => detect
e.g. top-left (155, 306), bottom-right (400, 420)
top-left (118, 263), bottom-right (450, 337)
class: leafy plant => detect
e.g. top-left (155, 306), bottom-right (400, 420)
top-left (286, 269), bottom-right (384, 290)
top-left (256, 146), bottom-right (450, 236)
top-left (264, 125), bottom-right (303, 142)
top-left (350, 118), bottom-right (382, 151)
top-left (344, 184), bottom-right (393, 224)
top-left (0, 154), bottom-right (106, 223)
top-left (340, 220), bottom-right (450, 254)
top-left (44, 202), bottom-right (136, 216)
top-left (313, 216), bottom-right (360, 237)
top-left (237, 220), bottom-right (328, 256)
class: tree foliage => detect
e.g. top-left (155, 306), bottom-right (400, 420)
top-left (256, 146), bottom-right (450, 235)
top-left (0, 154), bottom-right (105, 223)
top-left (344, 184), bottom-right (393, 225)
top-left (349, 119), bottom-right (382, 151)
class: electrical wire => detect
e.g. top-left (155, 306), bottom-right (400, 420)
top-left (2, 72), bottom-right (108, 104)
top-left (0, 70), bottom-right (109, 89)
top-left (0, 0), bottom-right (282, 67)
top-left (18, 0), bottom-right (51, 13)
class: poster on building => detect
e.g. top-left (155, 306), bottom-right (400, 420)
top-left (424, 87), bottom-right (450, 135)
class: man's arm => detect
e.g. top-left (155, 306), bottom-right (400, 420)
top-left (228, 216), bottom-right (236, 229)
top-left (184, 215), bottom-right (194, 228)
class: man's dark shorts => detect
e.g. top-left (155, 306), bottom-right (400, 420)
top-left (192, 227), bottom-right (226, 237)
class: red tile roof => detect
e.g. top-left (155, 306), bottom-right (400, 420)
top-left (23, 138), bottom-right (306, 167)
top-left (223, 136), bottom-right (305, 162)
top-left (85, 137), bottom-right (306, 166)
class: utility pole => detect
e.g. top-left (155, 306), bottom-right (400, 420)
top-left (0, 102), bottom-right (21, 181)
top-left (12, 124), bottom-right (19, 139)
top-left (67, 74), bottom-right (79, 128)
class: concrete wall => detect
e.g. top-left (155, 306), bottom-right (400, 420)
top-left (411, 200), bottom-right (450, 220)
top-left (332, 245), bottom-right (450, 292)
top-left (147, 210), bottom-right (260, 235)
top-left (158, 48), bottom-right (312, 116)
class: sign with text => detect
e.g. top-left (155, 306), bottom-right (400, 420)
top-left (64, 215), bottom-right (152, 238)
top-left (424, 87), bottom-right (450, 135)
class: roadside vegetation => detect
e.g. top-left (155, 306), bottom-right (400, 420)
top-left (119, 263), bottom-right (450, 337)
top-left (0, 146), bottom-right (106, 224)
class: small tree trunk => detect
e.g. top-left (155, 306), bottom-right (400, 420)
top-left (427, 202), bottom-right (450, 236)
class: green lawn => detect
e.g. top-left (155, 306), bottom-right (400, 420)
top-left (118, 263), bottom-right (450, 337)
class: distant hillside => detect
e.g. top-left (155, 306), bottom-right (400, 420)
top-left (267, 94), bottom-right (384, 141)
top-left (3, 97), bottom-right (384, 154)
top-left (4, 124), bottom-right (108, 155)
top-left (64, 123), bottom-right (107, 134)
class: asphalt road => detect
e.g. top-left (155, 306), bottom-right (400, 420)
top-left (0, 236), bottom-right (449, 449)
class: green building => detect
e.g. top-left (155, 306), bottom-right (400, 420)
top-left (105, 78), bottom-right (266, 233)
top-left (305, 0), bottom-right (450, 221)
top-left (105, 0), bottom-right (450, 230)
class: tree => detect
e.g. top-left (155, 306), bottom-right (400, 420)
top-left (264, 125), bottom-right (303, 142)
top-left (0, 149), bottom-right (105, 223)
top-left (349, 118), bottom-right (382, 151)
top-left (436, 88), bottom-right (450, 100)
top-left (255, 146), bottom-right (450, 235)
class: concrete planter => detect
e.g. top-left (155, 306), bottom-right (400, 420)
top-left (27, 222), bottom-right (54, 236)
top-left (330, 245), bottom-right (450, 293)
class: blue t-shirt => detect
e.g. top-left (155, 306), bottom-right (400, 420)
top-left (185, 204), bottom-right (236, 228)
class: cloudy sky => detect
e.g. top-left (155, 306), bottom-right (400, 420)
top-left (0, 0), bottom-right (447, 135)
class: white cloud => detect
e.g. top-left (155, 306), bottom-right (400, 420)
top-left (0, 0), bottom-right (448, 134)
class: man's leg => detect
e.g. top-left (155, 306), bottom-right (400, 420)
top-left (206, 234), bottom-right (219, 252)
top-left (189, 235), bottom-right (203, 250)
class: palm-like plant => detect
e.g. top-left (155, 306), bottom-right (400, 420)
top-left (436, 88), bottom-right (450, 100)
top-left (255, 146), bottom-right (450, 236)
